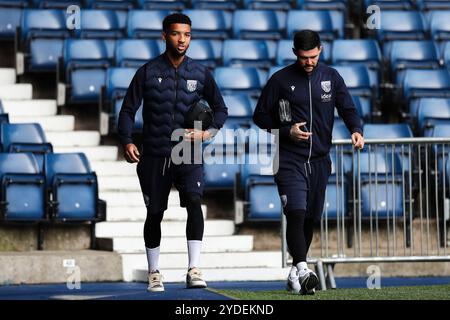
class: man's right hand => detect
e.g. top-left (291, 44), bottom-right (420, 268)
top-left (289, 122), bottom-right (312, 142)
top-left (124, 143), bottom-right (141, 163)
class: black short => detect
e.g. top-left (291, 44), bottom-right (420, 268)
top-left (136, 156), bottom-right (204, 214)
top-left (275, 153), bottom-right (332, 221)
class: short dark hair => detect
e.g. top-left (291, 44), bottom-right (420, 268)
top-left (162, 13), bottom-right (192, 32)
top-left (293, 30), bottom-right (321, 51)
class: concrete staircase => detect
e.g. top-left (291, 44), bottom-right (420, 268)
top-left (0, 68), bottom-right (290, 283)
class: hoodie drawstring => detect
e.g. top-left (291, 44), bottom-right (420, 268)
top-left (162, 157), bottom-right (171, 176)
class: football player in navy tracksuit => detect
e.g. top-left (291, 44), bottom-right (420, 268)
top-left (118, 13), bottom-right (228, 292)
top-left (253, 30), bottom-right (365, 295)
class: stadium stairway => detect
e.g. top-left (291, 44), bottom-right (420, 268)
top-left (0, 68), bottom-right (290, 283)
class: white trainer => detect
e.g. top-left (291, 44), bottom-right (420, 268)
top-left (286, 267), bottom-right (301, 294)
top-left (186, 268), bottom-right (207, 289)
top-left (298, 269), bottom-right (319, 295)
top-left (147, 271), bottom-right (164, 292)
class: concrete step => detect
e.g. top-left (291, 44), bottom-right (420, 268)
top-left (106, 205), bottom-right (208, 222)
top-left (0, 69), bottom-right (16, 86)
top-left (95, 220), bottom-right (235, 238)
top-left (2, 99), bottom-right (56, 117)
top-left (90, 161), bottom-right (137, 177)
top-left (99, 190), bottom-right (180, 207)
top-left (10, 115), bottom-right (75, 132)
top-left (133, 267), bottom-right (291, 283)
top-left (123, 251), bottom-right (283, 282)
top-left (0, 250), bottom-right (122, 285)
top-left (54, 146), bottom-right (118, 161)
top-left (98, 176), bottom-right (141, 192)
top-left (0, 84), bottom-right (32, 100)
top-left (46, 131), bottom-right (100, 147)
top-left (98, 235), bottom-right (253, 254)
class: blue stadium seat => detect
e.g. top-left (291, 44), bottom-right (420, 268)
top-left (203, 153), bottom-right (242, 190)
top-left (444, 42), bottom-right (450, 69)
top-left (389, 40), bottom-right (440, 85)
top-left (85, 0), bottom-right (137, 9)
top-left (297, 0), bottom-right (347, 11)
top-left (276, 39), bottom-right (332, 65)
top-left (63, 39), bottom-right (111, 103)
top-left (376, 11), bottom-right (427, 43)
top-left (29, 38), bottom-right (64, 71)
top-left (267, 65), bottom-right (283, 79)
top-left (127, 10), bottom-right (170, 38)
top-left (188, 39), bottom-right (222, 69)
top-left (363, 0), bottom-right (414, 10)
top-left (243, 0), bottom-right (292, 10)
top-left (363, 123), bottom-right (413, 139)
top-left (239, 152), bottom-right (280, 221)
top-left (31, 0), bottom-right (83, 8)
top-left (115, 39), bottom-right (160, 67)
top-left (103, 67), bottom-right (143, 134)
top-left (332, 65), bottom-right (374, 120)
top-left (214, 67), bottom-right (266, 98)
top-left (403, 69), bottom-right (450, 115)
top-left (222, 94), bottom-right (255, 130)
top-left (78, 10), bottom-right (125, 39)
top-left (0, 123), bottom-right (53, 171)
top-left (417, 0), bottom-right (450, 10)
top-left (356, 151), bottom-right (404, 218)
top-left (138, 0), bottom-right (186, 10)
top-left (332, 39), bottom-right (382, 88)
top-left (429, 11), bottom-right (450, 42)
top-left (286, 10), bottom-right (338, 40)
top-left (45, 153), bottom-right (102, 221)
top-left (416, 98), bottom-right (450, 136)
top-left (191, 0), bottom-right (239, 9)
top-left (364, 123), bottom-right (413, 171)
top-left (324, 152), bottom-right (349, 220)
top-left (233, 10), bottom-right (286, 40)
top-left (21, 9), bottom-right (68, 40)
top-left (0, 8), bottom-right (22, 39)
top-left (222, 40), bottom-right (274, 69)
top-left (183, 10), bottom-right (232, 40)
top-left (0, 0), bottom-right (29, 7)
top-left (0, 153), bottom-right (46, 221)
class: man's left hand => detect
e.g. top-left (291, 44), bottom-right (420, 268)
top-left (184, 129), bottom-right (212, 141)
top-left (351, 132), bottom-right (364, 150)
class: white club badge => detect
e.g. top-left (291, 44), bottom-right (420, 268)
top-left (187, 80), bottom-right (197, 92)
top-left (321, 80), bottom-right (331, 93)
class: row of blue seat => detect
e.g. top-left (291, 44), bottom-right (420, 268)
top-left (23, 37), bottom-right (450, 75)
top-left (1, 9), bottom-right (348, 41)
top-left (0, 152), bottom-right (105, 222)
top-left (3, 0), bottom-right (450, 12)
top-left (0, 0), bottom-right (350, 11)
top-left (2, 8), bottom-right (449, 43)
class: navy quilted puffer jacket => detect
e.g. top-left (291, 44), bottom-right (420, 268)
top-left (118, 53), bottom-right (228, 157)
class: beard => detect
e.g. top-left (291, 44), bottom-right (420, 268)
top-left (167, 44), bottom-right (187, 57)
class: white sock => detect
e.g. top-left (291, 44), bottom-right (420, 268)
top-left (146, 246), bottom-right (160, 273)
top-left (296, 261), bottom-right (308, 274)
top-left (187, 240), bottom-right (202, 270)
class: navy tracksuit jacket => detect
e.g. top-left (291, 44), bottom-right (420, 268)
top-left (253, 62), bottom-right (364, 217)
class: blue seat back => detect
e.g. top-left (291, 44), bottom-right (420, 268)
top-left (21, 9), bottom-right (68, 40)
top-left (127, 10), bottom-right (170, 38)
top-left (377, 11), bottom-right (426, 42)
top-left (78, 9), bottom-right (124, 38)
top-left (233, 10), bottom-right (285, 40)
top-left (214, 67), bottom-right (265, 97)
top-left (0, 153), bottom-right (45, 221)
top-left (223, 40), bottom-right (273, 69)
top-left (115, 39), bottom-right (160, 67)
top-left (287, 10), bottom-right (335, 40)
top-left (184, 9), bottom-right (232, 39)
top-left (0, 8), bottom-right (22, 39)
